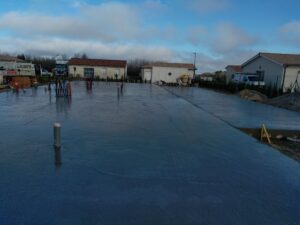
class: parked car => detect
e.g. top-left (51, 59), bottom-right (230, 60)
top-left (231, 73), bottom-right (265, 86)
top-left (40, 69), bottom-right (53, 77)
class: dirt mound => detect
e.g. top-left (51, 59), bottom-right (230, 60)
top-left (268, 92), bottom-right (300, 112)
top-left (238, 89), bottom-right (268, 102)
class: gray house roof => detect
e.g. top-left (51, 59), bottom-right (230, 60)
top-left (242, 52), bottom-right (300, 67)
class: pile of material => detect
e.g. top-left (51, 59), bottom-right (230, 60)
top-left (238, 89), bottom-right (268, 102)
top-left (268, 92), bottom-right (300, 112)
top-left (10, 77), bottom-right (37, 89)
top-left (177, 74), bottom-right (191, 86)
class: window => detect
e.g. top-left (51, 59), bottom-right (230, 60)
top-left (256, 70), bottom-right (264, 81)
top-left (248, 76), bottom-right (259, 81)
top-left (100, 68), bottom-right (107, 76)
top-left (84, 68), bottom-right (94, 78)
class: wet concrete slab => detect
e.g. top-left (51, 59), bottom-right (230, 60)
top-left (0, 82), bottom-right (300, 225)
top-left (165, 86), bottom-right (300, 129)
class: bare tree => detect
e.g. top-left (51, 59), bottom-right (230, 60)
top-left (73, 53), bottom-right (88, 59)
top-left (127, 59), bottom-right (152, 77)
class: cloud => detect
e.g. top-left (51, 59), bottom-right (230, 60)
top-left (212, 23), bottom-right (258, 53)
top-left (279, 21), bottom-right (300, 43)
top-left (195, 50), bottom-right (255, 72)
top-left (0, 1), bottom-right (261, 72)
top-left (0, 37), bottom-right (176, 61)
top-left (0, 2), bottom-right (142, 42)
top-left (79, 2), bottom-right (141, 40)
top-left (184, 0), bottom-right (229, 13)
top-left (185, 23), bottom-right (258, 57)
top-left (143, 0), bottom-right (167, 11)
top-left (186, 26), bottom-right (208, 45)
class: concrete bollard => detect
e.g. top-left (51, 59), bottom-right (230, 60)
top-left (53, 122), bottom-right (61, 149)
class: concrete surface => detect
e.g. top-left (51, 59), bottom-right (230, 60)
top-left (0, 82), bottom-right (300, 225)
top-left (165, 86), bottom-right (300, 129)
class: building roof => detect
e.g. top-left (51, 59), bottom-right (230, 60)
top-left (143, 62), bottom-right (195, 69)
top-left (225, 65), bottom-right (242, 72)
top-left (68, 58), bottom-right (127, 68)
top-left (0, 55), bottom-right (25, 63)
top-left (242, 52), bottom-right (300, 67)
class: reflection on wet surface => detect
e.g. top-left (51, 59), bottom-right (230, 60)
top-left (0, 82), bottom-right (300, 225)
top-left (54, 148), bottom-right (62, 169)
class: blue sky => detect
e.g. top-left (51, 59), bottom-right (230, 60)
top-left (0, 0), bottom-right (299, 72)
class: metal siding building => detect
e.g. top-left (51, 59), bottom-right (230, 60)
top-left (242, 53), bottom-right (300, 92)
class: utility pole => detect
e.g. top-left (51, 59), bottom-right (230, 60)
top-left (193, 52), bottom-right (197, 79)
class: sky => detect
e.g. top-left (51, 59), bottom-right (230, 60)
top-left (0, 0), bottom-right (299, 72)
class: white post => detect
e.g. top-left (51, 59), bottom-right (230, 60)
top-left (53, 122), bottom-right (61, 149)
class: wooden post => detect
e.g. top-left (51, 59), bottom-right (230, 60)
top-left (261, 124), bottom-right (272, 144)
top-left (54, 122), bottom-right (61, 149)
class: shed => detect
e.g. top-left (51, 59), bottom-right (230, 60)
top-left (141, 62), bottom-right (195, 84)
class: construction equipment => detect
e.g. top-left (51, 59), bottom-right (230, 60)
top-left (177, 74), bottom-right (191, 86)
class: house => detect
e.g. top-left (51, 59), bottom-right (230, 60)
top-left (0, 55), bottom-right (36, 86)
top-left (141, 62), bottom-right (195, 84)
top-left (242, 52), bottom-right (300, 92)
top-left (225, 65), bottom-right (242, 84)
top-left (68, 58), bottom-right (127, 79)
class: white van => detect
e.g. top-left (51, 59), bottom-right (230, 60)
top-left (231, 73), bottom-right (265, 86)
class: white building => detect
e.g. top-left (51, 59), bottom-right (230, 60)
top-left (68, 58), bottom-right (127, 79)
top-left (141, 62), bottom-right (195, 84)
top-left (0, 55), bottom-right (35, 84)
top-left (242, 53), bottom-right (300, 92)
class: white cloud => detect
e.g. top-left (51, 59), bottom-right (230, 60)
top-left (186, 26), bottom-right (208, 45)
top-left (0, 2), bottom-right (142, 42)
top-left (212, 23), bottom-right (258, 53)
top-left (0, 2), bottom-right (261, 72)
top-left (79, 2), bottom-right (141, 40)
top-left (71, 0), bottom-right (85, 8)
top-left (0, 37), bottom-right (176, 61)
top-left (185, 50), bottom-right (255, 73)
top-left (143, 0), bottom-right (167, 11)
top-left (185, 23), bottom-right (258, 60)
top-left (184, 0), bottom-right (229, 13)
top-left (279, 21), bottom-right (300, 43)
